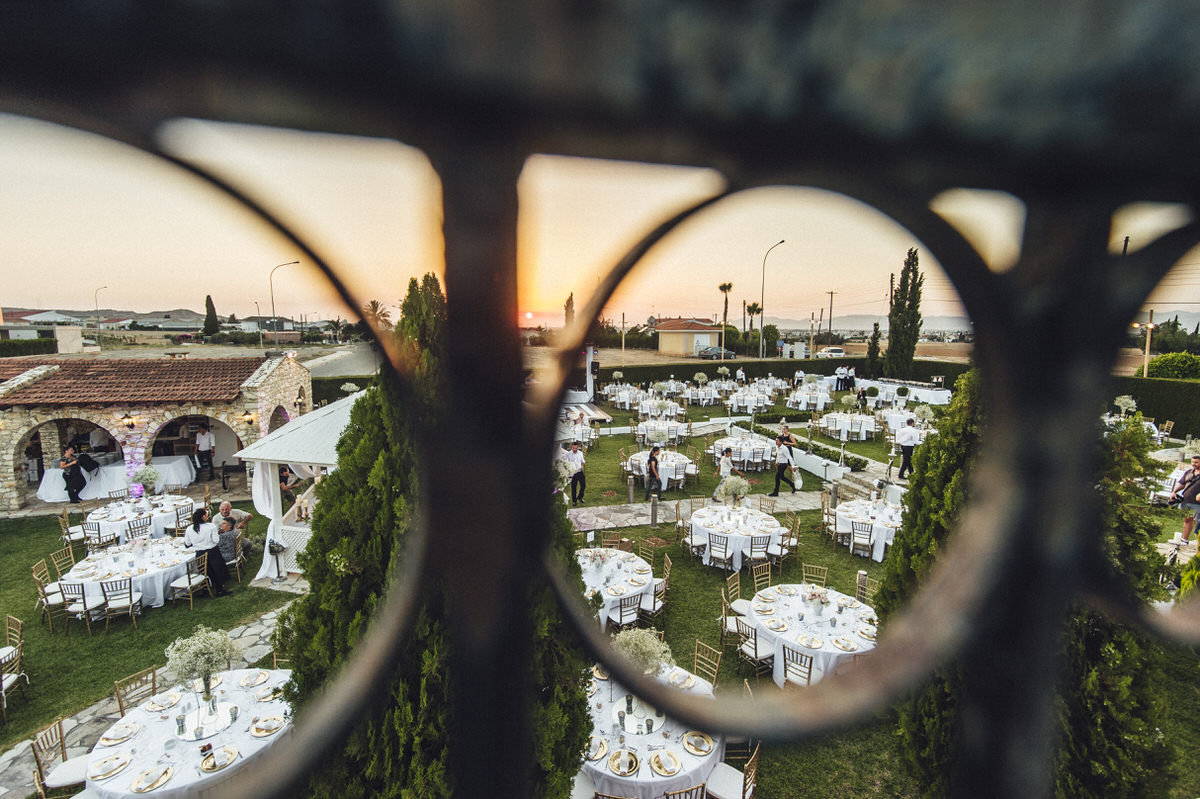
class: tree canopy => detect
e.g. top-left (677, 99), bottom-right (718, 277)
top-left (564, 292), bottom-right (575, 328)
top-left (202, 295), bottom-right (220, 336)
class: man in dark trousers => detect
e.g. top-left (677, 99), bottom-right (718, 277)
top-left (59, 446), bottom-right (86, 503)
top-left (896, 418), bottom-right (921, 480)
top-left (194, 422), bottom-right (216, 481)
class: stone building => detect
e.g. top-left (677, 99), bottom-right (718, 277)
top-left (0, 355), bottom-right (312, 511)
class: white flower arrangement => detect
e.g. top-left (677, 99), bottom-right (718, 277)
top-left (804, 586), bottom-right (830, 604)
top-left (1114, 394), bottom-right (1138, 416)
top-left (914, 404), bottom-right (935, 424)
top-left (716, 475), bottom-right (750, 503)
top-left (165, 625), bottom-right (239, 698)
top-left (327, 551), bottom-right (350, 576)
top-left (612, 371), bottom-right (624, 381)
top-left (693, 372), bottom-right (708, 385)
top-left (716, 366), bottom-right (731, 377)
top-left (553, 457), bottom-right (575, 492)
top-left (652, 381), bottom-right (669, 393)
top-left (132, 465), bottom-right (161, 488)
top-left (611, 628), bottom-right (675, 674)
top-left (340, 381), bottom-right (360, 393)
top-left (804, 374), bottom-right (818, 384)
top-left (654, 400), bottom-right (671, 413)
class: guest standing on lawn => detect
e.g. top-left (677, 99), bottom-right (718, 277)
top-left (896, 418), bottom-right (921, 480)
top-left (713, 447), bottom-right (743, 502)
top-left (563, 441), bottom-right (586, 505)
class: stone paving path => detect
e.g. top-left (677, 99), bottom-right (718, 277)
top-left (0, 574), bottom-right (307, 798)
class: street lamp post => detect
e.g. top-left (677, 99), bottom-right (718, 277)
top-left (269, 260), bottom-right (300, 347)
top-left (1133, 309), bottom-right (1155, 377)
top-left (759, 240), bottom-right (785, 359)
top-left (93, 286), bottom-right (107, 352)
top-left (254, 301), bottom-right (263, 349)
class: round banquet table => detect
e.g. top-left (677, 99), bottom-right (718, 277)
top-left (636, 422), bottom-right (686, 445)
top-left (37, 460), bottom-right (128, 503)
top-left (627, 449), bottom-right (691, 481)
top-left (688, 506), bottom-right (782, 571)
top-left (576, 548), bottom-right (656, 628)
top-left (582, 664), bottom-right (724, 799)
top-left (834, 499), bottom-right (901, 562)
top-left (785, 390), bottom-right (829, 411)
top-left (682, 387), bottom-right (717, 406)
top-left (87, 496), bottom-right (195, 542)
top-left (62, 537), bottom-right (196, 609)
top-left (85, 668), bottom-right (292, 799)
top-left (742, 584), bottom-right (879, 688)
top-left (724, 392), bottom-right (770, 413)
top-left (820, 412), bottom-right (876, 441)
top-left (639, 400), bottom-right (682, 419)
top-left (708, 435), bottom-right (777, 465)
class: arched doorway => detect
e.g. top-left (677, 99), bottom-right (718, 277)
top-left (22, 417), bottom-right (126, 503)
top-left (268, 406), bottom-right (290, 433)
top-left (148, 414), bottom-right (245, 483)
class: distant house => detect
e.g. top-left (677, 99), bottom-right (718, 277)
top-left (3, 309), bottom-right (83, 325)
top-left (99, 318), bottom-right (134, 330)
top-left (652, 317), bottom-right (722, 356)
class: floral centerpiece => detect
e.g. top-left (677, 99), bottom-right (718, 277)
top-left (804, 374), bottom-right (818, 385)
top-left (693, 372), bottom-right (708, 385)
top-left (610, 628), bottom-right (675, 674)
top-left (651, 381), bottom-right (669, 394)
top-left (340, 381), bottom-right (360, 394)
top-left (612, 371), bottom-right (624, 382)
top-left (165, 625), bottom-right (239, 702)
top-left (553, 458), bottom-right (575, 499)
top-left (716, 366), bottom-right (730, 377)
top-left (654, 400), bottom-right (671, 414)
top-left (131, 464), bottom-right (161, 498)
top-left (804, 586), bottom-right (830, 604)
top-left (914, 404), bottom-right (936, 424)
top-left (1114, 394), bottom-right (1137, 416)
top-left (716, 475), bottom-right (750, 504)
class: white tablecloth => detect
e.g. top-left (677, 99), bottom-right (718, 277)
top-left (636, 422), bottom-right (686, 445)
top-left (724, 392), bottom-right (770, 414)
top-left (821, 413), bottom-right (876, 441)
top-left (37, 461), bottom-right (130, 503)
top-left (834, 499), bottom-right (901, 562)
top-left (708, 436), bottom-right (775, 470)
top-left (639, 400), bottom-right (682, 419)
top-left (577, 549), bottom-right (656, 627)
top-left (744, 584), bottom-right (878, 688)
top-left (689, 507), bottom-right (781, 571)
top-left (151, 456), bottom-right (198, 491)
top-left (614, 390), bottom-right (648, 410)
top-left (87, 496), bottom-right (195, 542)
top-left (62, 537), bottom-right (197, 609)
top-left (683, 387), bottom-right (717, 406)
top-left (627, 451), bottom-right (692, 487)
top-left (583, 665), bottom-right (723, 799)
top-left (86, 669), bottom-right (292, 799)
top-left (785, 391), bottom-right (829, 411)
top-left (856, 378), bottom-right (951, 405)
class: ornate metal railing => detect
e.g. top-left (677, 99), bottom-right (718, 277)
top-left (5, 2), bottom-right (1200, 796)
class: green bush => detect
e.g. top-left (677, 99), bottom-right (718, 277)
top-left (866, 386), bottom-right (879, 397)
top-left (0, 338), bottom-right (56, 356)
top-left (1148, 351), bottom-right (1200, 379)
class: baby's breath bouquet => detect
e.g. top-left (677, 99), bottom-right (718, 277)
top-left (716, 366), bottom-right (730, 377)
top-left (132, 465), bottom-right (161, 489)
top-left (165, 625), bottom-right (238, 700)
top-left (693, 372), bottom-right (708, 385)
top-left (611, 628), bottom-right (675, 674)
top-left (1114, 394), bottom-right (1138, 416)
top-left (612, 371), bottom-right (624, 381)
top-left (716, 476), bottom-right (750, 504)
top-left (652, 381), bottom-right (669, 393)
top-left (914, 404), bottom-right (936, 424)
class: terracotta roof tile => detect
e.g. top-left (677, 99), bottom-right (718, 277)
top-left (0, 357), bottom-right (266, 406)
top-left (652, 318), bottom-right (721, 332)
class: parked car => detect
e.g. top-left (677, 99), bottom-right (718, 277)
top-left (698, 346), bottom-right (736, 360)
top-left (815, 346), bottom-right (846, 359)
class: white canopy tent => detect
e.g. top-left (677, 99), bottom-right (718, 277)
top-left (234, 391), bottom-right (364, 580)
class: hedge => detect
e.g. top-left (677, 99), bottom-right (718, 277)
top-left (1110, 376), bottom-right (1200, 438)
top-left (600, 358), bottom-right (971, 390)
top-left (312, 375), bottom-right (372, 406)
top-left (0, 338), bottom-right (56, 356)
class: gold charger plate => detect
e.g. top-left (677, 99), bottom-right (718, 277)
top-left (256, 686), bottom-right (284, 702)
top-left (240, 670), bottom-right (269, 687)
top-left (858, 611), bottom-right (878, 625)
top-left (628, 577), bottom-right (646, 587)
top-left (776, 585), bottom-right (797, 596)
top-left (650, 750), bottom-right (681, 776)
top-left (131, 765), bottom-right (174, 793)
top-left (144, 692), bottom-right (180, 711)
top-left (668, 670), bottom-right (696, 690)
top-left (586, 680), bottom-right (598, 697)
top-left (252, 716), bottom-right (286, 737)
top-left (838, 597), bottom-right (861, 608)
top-left (634, 565), bottom-right (651, 574)
top-left (765, 619), bottom-right (788, 632)
top-left (623, 554), bottom-right (638, 562)
top-left (832, 637), bottom-right (858, 652)
top-left (192, 674), bottom-right (222, 692)
top-left (89, 753), bottom-right (131, 780)
top-left (752, 605), bottom-right (774, 616)
top-left (592, 664), bottom-right (609, 681)
top-left (608, 749), bottom-right (639, 777)
top-left (200, 745), bottom-right (239, 773)
top-left (607, 586), bottom-right (626, 596)
top-left (585, 735), bottom-right (608, 761)
top-left (797, 634), bottom-right (825, 650)
top-left (858, 625), bottom-right (878, 642)
top-left (99, 722), bottom-right (140, 746)
top-left (682, 731), bottom-right (714, 756)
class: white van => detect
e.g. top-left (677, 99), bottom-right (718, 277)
top-left (815, 346), bottom-right (845, 359)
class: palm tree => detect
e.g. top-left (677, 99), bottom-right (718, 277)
top-left (718, 282), bottom-right (733, 360)
top-left (361, 300), bottom-right (392, 331)
top-left (746, 302), bottom-right (761, 333)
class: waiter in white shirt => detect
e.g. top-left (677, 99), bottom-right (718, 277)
top-left (767, 436), bottom-right (796, 496)
top-left (195, 422), bottom-right (216, 481)
top-left (563, 441), bottom-right (586, 505)
top-left (896, 418), bottom-right (921, 480)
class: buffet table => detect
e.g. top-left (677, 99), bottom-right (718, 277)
top-left (688, 506), bottom-right (782, 571)
top-left (582, 664), bottom-right (724, 799)
top-left (577, 548), bottom-right (656, 628)
top-left (85, 669), bottom-right (292, 799)
top-left (744, 584), bottom-right (879, 687)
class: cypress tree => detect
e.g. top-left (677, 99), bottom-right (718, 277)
top-left (876, 374), bottom-right (1175, 796)
top-left (564, 292), bottom-right (575, 328)
top-left (275, 274), bottom-right (589, 798)
top-left (865, 322), bottom-right (882, 378)
top-left (203, 295), bottom-right (220, 336)
top-left (883, 248), bottom-right (924, 380)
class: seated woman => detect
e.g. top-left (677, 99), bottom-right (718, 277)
top-left (184, 507), bottom-right (232, 596)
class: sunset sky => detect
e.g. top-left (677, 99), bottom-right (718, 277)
top-left (1, 114), bottom-right (1193, 331)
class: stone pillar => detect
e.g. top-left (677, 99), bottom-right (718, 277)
top-left (39, 423), bottom-right (62, 468)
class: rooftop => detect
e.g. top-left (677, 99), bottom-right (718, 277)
top-left (0, 357), bottom-right (267, 406)
top-left (652, 318), bottom-right (721, 332)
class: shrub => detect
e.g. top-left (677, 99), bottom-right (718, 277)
top-left (866, 386), bottom-right (880, 397)
top-left (1148, 351), bottom-right (1200, 379)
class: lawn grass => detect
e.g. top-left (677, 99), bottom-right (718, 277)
top-left (0, 503), bottom-right (292, 751)
top-left (605, 512), bottom-right (919, 796)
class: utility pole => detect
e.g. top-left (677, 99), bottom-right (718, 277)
top-left (742, 299), bottom-right (746, 334)
top-left (621, 312), bottom-right (626, 364)
top-left (809, 313), bottom-right (815, 359)
top-left (816, 308), bottom-right (823, 349)
top-left (826, 291), bottom-right (837, 346)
